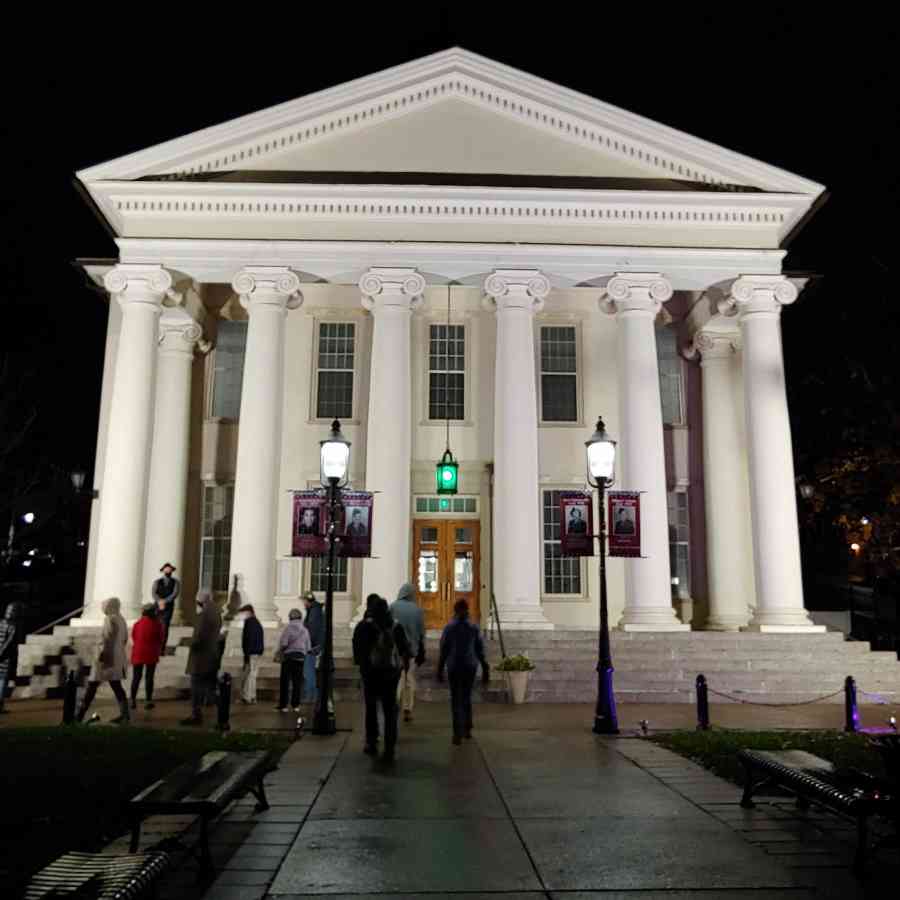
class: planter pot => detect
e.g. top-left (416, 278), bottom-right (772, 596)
top-left (506, 670), bottom-right (529, 704)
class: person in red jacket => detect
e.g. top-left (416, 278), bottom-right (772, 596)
top-left (130, 604), bottom-right (165, 710)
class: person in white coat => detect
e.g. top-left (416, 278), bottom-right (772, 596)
top-left (76, 596), bottom-right (130, 723)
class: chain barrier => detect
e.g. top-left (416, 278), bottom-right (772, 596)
top-left (705, 685), bottom-right (845, 708)
top-left (858, 688), bottom-right (891, 706)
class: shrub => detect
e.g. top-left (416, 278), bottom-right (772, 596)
top-left (496, 653), bottom-right (535, 672)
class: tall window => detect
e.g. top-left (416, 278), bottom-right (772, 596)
top-left (310, 556), bottom-right (348, 593)
top-left (542, 489), bottom-right (582, 595)
top-left (667, 490), bottom-right (690, 599)
top-left (428, 323), bottom-right (465, 420)
top-left (212, 321), bottom-right (247, 419)
top-left (316, 322), bottom-right (355, 419)
top-left (657, 327), bottom-right (684, 425)
top-left (540, 326), bottom-right (578, 422)
top-left (200, 484), bottom-right (234, 592)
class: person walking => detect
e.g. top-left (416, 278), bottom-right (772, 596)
top-left (276, 608), bottom-right (311, 712)
top-left (238, 603), bottom-right (264, 704)
top-left (437, 600), bottom-right (490, 745)
top-left (302, 591), bottom-right (324, 702)
top-left (391, 582), bottom-right (425, 723)
top-left (76, 597), bottom-right (130, 724)
top-left (152, 563), bottom-right (180, 651)
top-left (181, 589), bottom-right (221, 726)
top-left (0, 601), bottom-right (24, 714)
top-left (352, 595), bottom-right (411, 762)
top-left (129, 603), bottom-right (165, 710)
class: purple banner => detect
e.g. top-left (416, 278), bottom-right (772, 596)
top-left (292, 491), bottom-right (327, 557)
top-left (338, 491), bottom-right (373, 558)
top-left (559, 491), bottom-right (594, 557)
top-left (608, 491), bottom-right (641, 558)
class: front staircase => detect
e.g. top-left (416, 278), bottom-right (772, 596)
top-left (8, 625), bottom-right (900, 705)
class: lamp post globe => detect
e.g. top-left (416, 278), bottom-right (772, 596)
top-left (70, 469), bottom-right (87, 493)
top-left (313, 419), bottom-right (350, 736)
top-left (586, 417), bottom-right (619, 736)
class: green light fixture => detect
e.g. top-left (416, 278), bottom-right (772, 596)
top-left (435, 285), bottom-right (459, 496)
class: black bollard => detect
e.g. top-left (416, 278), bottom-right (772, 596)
top-left (62, 671), bottom-right (78, 725)
top-left (696, 673), bottom-right (711, 731)
top-left (216, 672), bottom-right (232, 733)
top-left (844, 675), bottom-right (859, 733)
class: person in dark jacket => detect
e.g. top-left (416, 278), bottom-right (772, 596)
top-left (0, 602), bottom-right (24, 714)
top-left (152, 563), bottom-right (180, 650)
top-left (352, 595), bottom-right (411, 761)
top-left (130, 604), bottom-right (165, 710)
top-left (181, 590), bottom-right (222, 726)
top-left (238, 603), bottom-right (264, 704)
top-left (437, 599), bottom-right (489, 745)
top-left (302, 591), bottom-right (325, 702)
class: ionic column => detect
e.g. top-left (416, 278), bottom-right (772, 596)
top-left (229, 268), bottom-right (303, 625)
top-left (90, 266), bottom-right (173, 621)
top-left (483, 270), bottom-right (553, 630)
top-left (719, 276), bottom-right (824, 632)
top-left (142, 319), bottom-right (203, 618)
top-left (359, 268), bottom-right (424, 605)
top-left (691, 329), bottom-right (755, 630)
top-left (603, 274), bottom-right (689, 631)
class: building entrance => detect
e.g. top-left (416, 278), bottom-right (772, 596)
top-left (411, 519), bottom-right (481, 630)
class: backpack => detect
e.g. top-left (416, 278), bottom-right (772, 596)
top-left (368, 623), bottom-right (401, 672)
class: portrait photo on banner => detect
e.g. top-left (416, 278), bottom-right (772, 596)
top-left (339, 490), bottom-right (374, 558)
top-left (559, 491), bottom-right (594, 557)
top-left (292, 490), bottom-right (327, 557)
top-left (608, 491), bottom-right (641, 558)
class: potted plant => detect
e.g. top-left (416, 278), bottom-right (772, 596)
top-left (496, 653), bottom-right (535, 704)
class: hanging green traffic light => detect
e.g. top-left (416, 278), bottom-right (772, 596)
top-left (436, 448), bottom-right (459, 495)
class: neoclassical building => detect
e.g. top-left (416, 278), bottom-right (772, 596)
top-left (73, 48), bottom-right (826, 635)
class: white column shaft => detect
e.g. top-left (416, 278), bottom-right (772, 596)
top-left (723, 277), bottom-right (823, 632)
top-left (229, 269), bottom-right (302, 625)
top-left (360, 269), bottom-right (423, 603)
top-left (484, 271), bottom-right (553, 629)
top-left (90, 267), bottom-right (171, 621)
top-left (143, 322), bottom-right (200, 616)
top-left (605, 274), bottom-right (688, 631)
top-left (695, 332), bottom-right (754, 629)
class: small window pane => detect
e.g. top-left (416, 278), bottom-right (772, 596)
top-left (421, 527), bottom-right (439, 544)
top-left (418, 551), bottom-right (439, 593)
top-left (540, 327), bottom-right (578, 422)
top-left (455, 552), bottom-right (473, 591)
top-left (416, 498), bottom-right (428, 512)
top-left (200, 483), bottom-right (234, 592)
top-left (429, 324), bottom-right (465, 420)
top-left (455, 527), bottom-right (473, 544)
top-left (310, 556), bottom-right (347, 593)
top-left (212, 321), bottom-right (247, 419)
top-left (657, 327), bottom-right (684, 425)
top-left (667, 491), bottom-right (690, 598)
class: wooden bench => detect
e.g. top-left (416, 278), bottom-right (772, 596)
top-left (22, 851), bottom-right (171, 899)
top-left (127, 750), bottom-right (277, 875)
top-left (738, 748), bottom-right (899, 874)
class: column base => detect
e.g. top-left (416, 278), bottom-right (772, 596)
top-left (705, 612), bottom-right (751, 632)
top-left (619, 607), bottom-right (690, 632)
top-left (742, 623), bottom-right (827, 634)
top-left (494, 602), bottom-right (555, 631)
top-left (744, 609), bottom-right (826, 633)
top-left (621, 622), bottom-right (691, 632)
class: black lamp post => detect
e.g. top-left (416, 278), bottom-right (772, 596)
top-left (586, 417), bottom-right (619, 735)
top-left (312, 419), bottom-right (350, 736)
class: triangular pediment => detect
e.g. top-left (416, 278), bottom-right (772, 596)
top-left (78, 48), bottom-right (823, 196)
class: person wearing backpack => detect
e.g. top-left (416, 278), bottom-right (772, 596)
top-left (352, 594), bottom-right (411, 761)
top-left (437, 599), bottom-right (490, 745)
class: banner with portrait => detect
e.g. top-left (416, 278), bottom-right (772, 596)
top-left (608, 491), bottom-right (641, 558)
top-left (559, 491), bottom-right (594, 557)
top-left (338, 491), bottom-right (373, 558)
top-left (292, 490), bottom-right (327, 557)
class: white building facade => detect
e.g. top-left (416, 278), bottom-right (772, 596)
top-left (74, 49), bottom-right (827, 636)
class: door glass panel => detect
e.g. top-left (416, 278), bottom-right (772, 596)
top-left (421, 527), bottom-right (439, 544)
top-left (455, 527), bottom-right (473, 544)
top-left (455, 551), bottom-right (473, 591)
top-left (418, 551), bottom-right (439, 593)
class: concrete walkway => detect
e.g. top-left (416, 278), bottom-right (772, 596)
top-left (112, 704), bottom-right (896, 900)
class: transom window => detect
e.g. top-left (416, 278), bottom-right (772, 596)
top-left (542, 489), bottom-right (582, 595)
top-left (415, 496), bottom-right (478, 515)
top-left (428, 324), bottom-right (465, 420)
top-left (316, 322), bottom-right (355, 419)
top-left (200, 484), bottom-right (234, 592)
top-left (540, 326), bottom-right (578, 422)
top-left (211, 321), bottom-right (247, 419)
top-left (657, 327), bottom-right (684, 426)
top-left (310, 556), bottom-right (348, 593)
top-left (667, 490), bottom-right (690, 599)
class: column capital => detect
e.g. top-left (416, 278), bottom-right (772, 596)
top-left (104, 265), bottom-right (180, 309)
top-left (359, 267), bottom-right (426, 311)
top-left (688, 329), bottom-right (740, 363)
top-left (232, 267), bottom-right (304, 311)
top-left (482, 269), bottom-right (550, 314)
top-left (601, 273), bottom-right (673, 316)
top-left (718, 275), bottom-right (798, 319)
top-left (158, 320), bottom-right (205, 357)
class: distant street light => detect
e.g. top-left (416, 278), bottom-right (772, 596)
top-left (70, 469), bottom-right (87, 493)
top-left (22, 512), bottom-right (35, 524)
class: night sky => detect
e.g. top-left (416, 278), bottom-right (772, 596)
top-left (2, 10), bottom-right (897, 497)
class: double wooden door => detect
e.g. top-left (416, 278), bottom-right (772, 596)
top-left (411, 519), bottom-right (481, 630)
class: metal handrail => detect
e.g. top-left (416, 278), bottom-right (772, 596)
top-left (490, 592), bottom-right (506, 659)
top-left (28, 605), bottom-right (85, 637)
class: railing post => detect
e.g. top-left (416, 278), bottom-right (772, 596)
top-left (696, 673), bottom-right (710, 731)
top-left (61, 670), bottom-right (78, 725)
top-left (844, 675), bottom-right (859, 733)
top-left (216, 672), bottom-right (232, 733)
